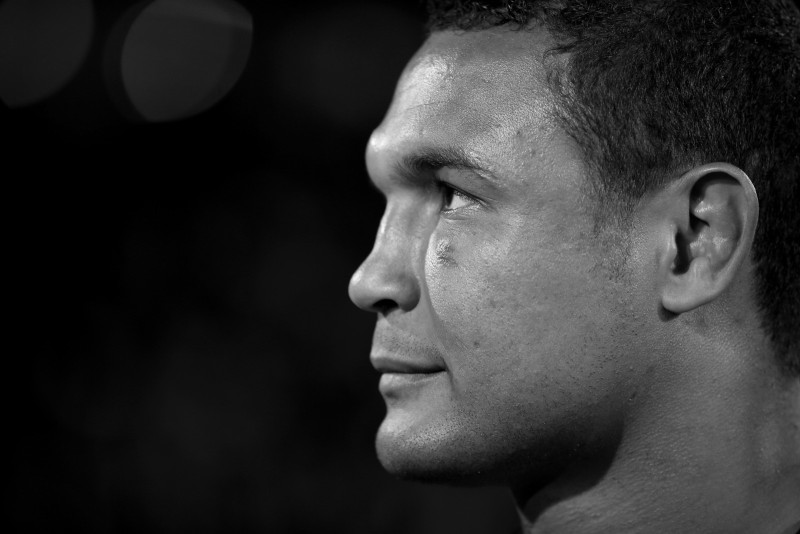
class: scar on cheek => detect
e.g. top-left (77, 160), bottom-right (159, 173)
top-left (433, 238), bottom-right (458, 267)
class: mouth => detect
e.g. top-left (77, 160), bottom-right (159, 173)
top-left (370, 354), bottom-right (445, 375)
top-left (371, 355), bottom-right (446, 397)
top-left (369, 324), bottom-right (447, 396)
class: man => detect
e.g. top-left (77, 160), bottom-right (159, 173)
top-left (348, 1), bottom-right (800, 532)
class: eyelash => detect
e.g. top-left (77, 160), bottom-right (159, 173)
top-left (437, 180), bottom-right (474, 211)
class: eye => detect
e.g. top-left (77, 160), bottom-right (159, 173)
top-left (440, 182), bottom-right (473, 212)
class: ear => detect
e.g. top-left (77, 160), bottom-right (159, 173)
top-left (659, 163), bottom-right (759, 314)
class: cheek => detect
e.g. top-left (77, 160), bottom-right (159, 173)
top-left (425, 226), bottom-right (540, 352)
top-left (424, 224), bottom-right (617, 371)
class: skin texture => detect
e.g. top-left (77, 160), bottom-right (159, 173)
top-left (348, 27), bottom-right (800, 534)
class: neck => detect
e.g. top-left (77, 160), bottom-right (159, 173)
top-left (514, 346), bottom-right (800, 534)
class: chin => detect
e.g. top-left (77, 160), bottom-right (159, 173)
top-left (375, 427), bottom-right (481, 485)
top-left (374, 411), bottom-right (578, 488)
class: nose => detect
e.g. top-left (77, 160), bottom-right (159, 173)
top-left (348, 205), bottom-right (421, 314)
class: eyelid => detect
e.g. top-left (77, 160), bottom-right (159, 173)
top-left (437, 179), bottom-right (481, 212)
top-left (433, 166), bottom-right (499, 202)
top-left (368, 166), bottom-right (491, 212)
top-left (436, 172), bottom-right (477, 197)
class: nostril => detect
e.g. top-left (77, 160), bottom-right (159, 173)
top-left (373, 298), bottom-right (399, 314)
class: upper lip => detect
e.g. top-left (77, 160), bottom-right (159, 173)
top-left (370, 323), bottom-right (446, 374)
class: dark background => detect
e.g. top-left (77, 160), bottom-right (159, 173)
top-left (6, 0), bottom-right (518, 532)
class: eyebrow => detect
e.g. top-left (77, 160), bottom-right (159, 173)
top-left (392, 146), bottom-right (499, 186)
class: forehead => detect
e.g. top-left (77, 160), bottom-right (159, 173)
top-left (368, 27), bottom-right (564, 176)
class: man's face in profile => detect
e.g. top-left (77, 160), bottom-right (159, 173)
top-left (349, 28), bottom-right (647, 485)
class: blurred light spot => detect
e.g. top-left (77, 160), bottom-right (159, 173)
top-left (117, 0), bottom-right (252, 122)
top-left (0, 0), bottom-right (94, 108)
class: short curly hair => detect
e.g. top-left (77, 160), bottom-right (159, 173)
top-left (426, 0), bottom-right (800, 375)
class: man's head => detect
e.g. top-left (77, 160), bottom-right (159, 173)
top-left (348, 0), bottom-right (799, 508)
top-left (423, 0), bottom-right (800, 371)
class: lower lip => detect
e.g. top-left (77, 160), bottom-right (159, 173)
top-left (379, 371), bottom-right (445, 395)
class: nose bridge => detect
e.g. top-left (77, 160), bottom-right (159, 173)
top-left (349, 195), bottom-right (426, 313)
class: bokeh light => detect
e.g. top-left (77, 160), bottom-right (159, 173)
top-left (0, 0), bottom-right (93, 108)
top-left (7, 1), bottom-right (522, 532)
top-left (112, 0), bottom-right (252, 122)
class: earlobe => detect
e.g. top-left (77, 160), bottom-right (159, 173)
top-left (660, 163), bottom-right (759, 314)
